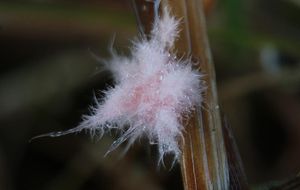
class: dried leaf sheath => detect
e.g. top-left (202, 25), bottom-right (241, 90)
top-left (132, 0), bottom-right (228, 189)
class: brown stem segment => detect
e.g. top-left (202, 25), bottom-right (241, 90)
top-left (131, 0), bottom-right (248, 189)
top-left (163, 0), bottom-right (228, 189)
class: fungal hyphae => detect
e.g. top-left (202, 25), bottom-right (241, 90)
top-left (37, 7), bottom-right (204, 163)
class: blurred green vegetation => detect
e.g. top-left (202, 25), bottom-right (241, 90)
top-left (0, 0), bottom-right (300, 189)
top-left (0, 2), bottom-right (134, 27)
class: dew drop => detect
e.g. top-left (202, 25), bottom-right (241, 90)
top-left (159, 75), bottom-right (163, 81)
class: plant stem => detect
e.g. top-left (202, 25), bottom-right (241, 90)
top-left (132, 0), bottom-right (248, 189)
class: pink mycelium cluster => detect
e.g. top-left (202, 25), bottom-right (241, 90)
top-left (50, 8), bottom-right (204, 162)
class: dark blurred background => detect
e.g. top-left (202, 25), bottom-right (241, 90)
top-left (0, 0), bottom-right (300, 189)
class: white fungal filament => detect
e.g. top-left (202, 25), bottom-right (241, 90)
top-left (39, 7), bottom-right (204, 163)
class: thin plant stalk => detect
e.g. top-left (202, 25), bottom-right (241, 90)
top-left (132, 0), bottom-right (248, 189)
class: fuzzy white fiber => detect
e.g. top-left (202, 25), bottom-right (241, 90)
top-left (59, 9), bottom-right (203, 162)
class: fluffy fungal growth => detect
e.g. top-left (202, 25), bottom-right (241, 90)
top-left (42, 8), bottom-right (204, 162)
